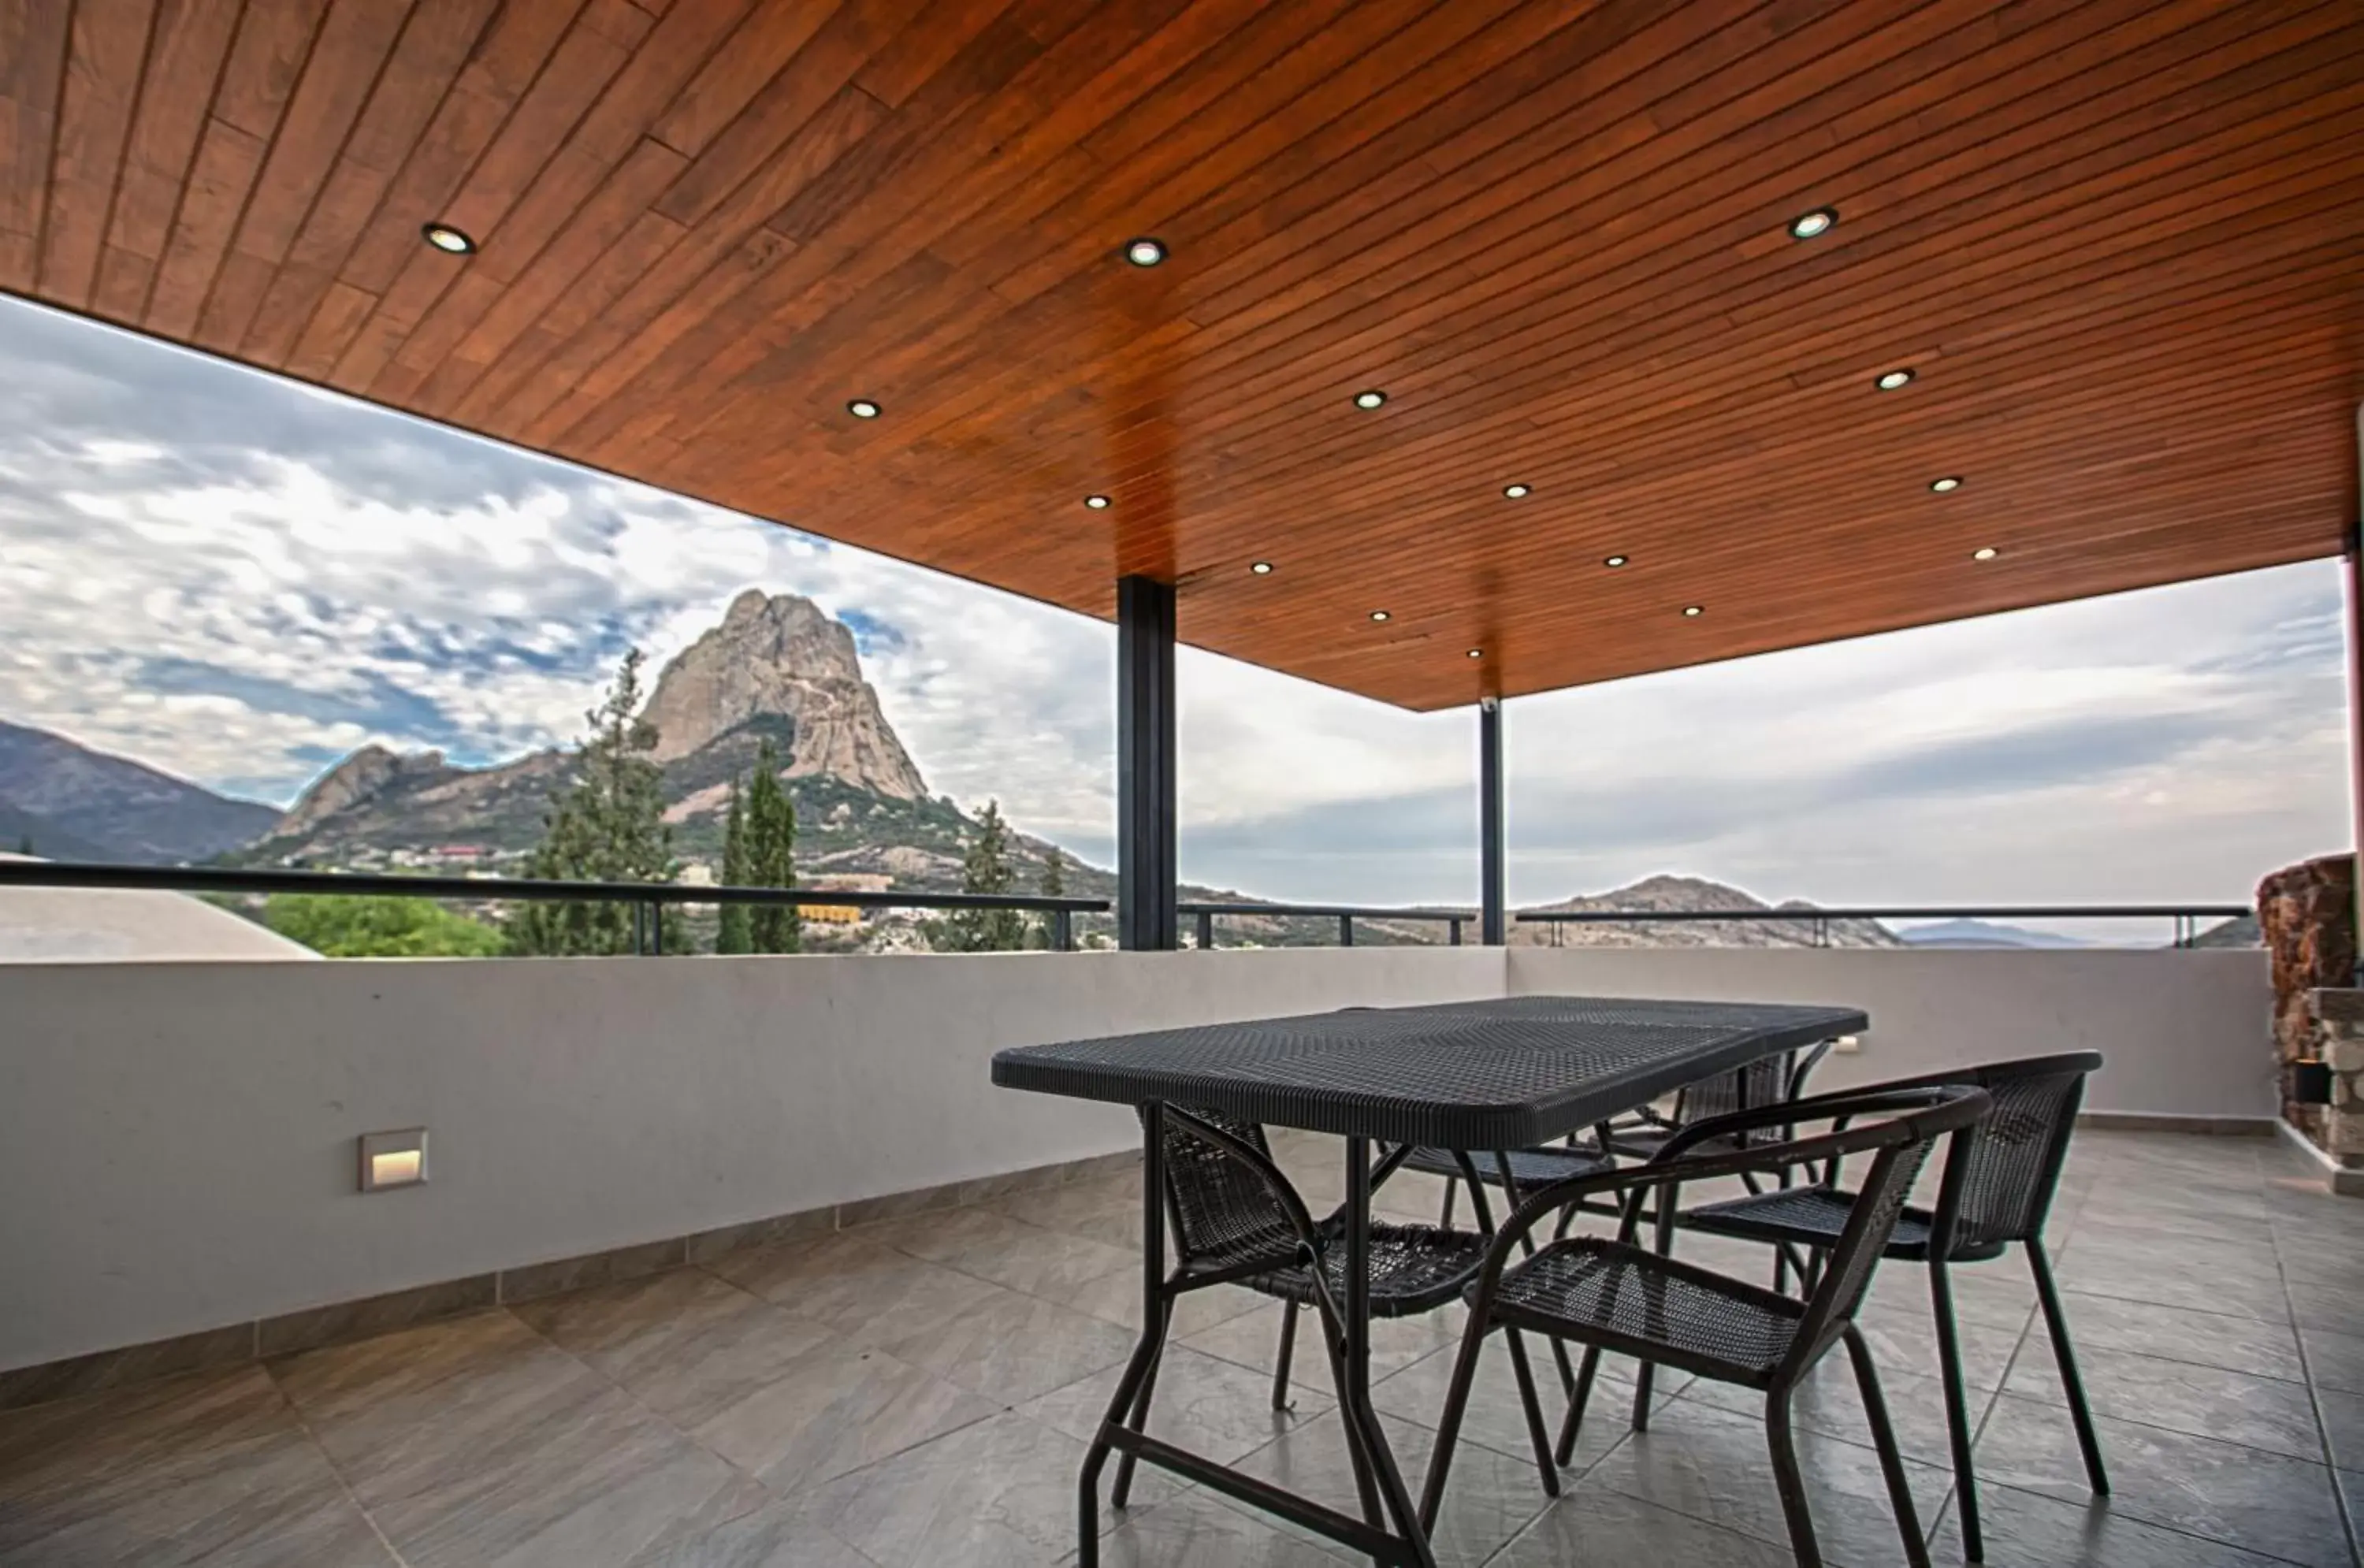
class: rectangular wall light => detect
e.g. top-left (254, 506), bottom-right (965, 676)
top-left (359, 1128), bottom-right (428, 1191)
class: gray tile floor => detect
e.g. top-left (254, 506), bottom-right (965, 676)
top-left (2, 1128), bottom-right (2358, 1566)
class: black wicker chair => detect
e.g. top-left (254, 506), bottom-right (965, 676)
top-left (1670, 1051), bottom-right (2106, 1562)
top-left (1420, 1084), bottom-right (1994, 1568)
top-left (1106, 1105), bottom-right (1563, 1513)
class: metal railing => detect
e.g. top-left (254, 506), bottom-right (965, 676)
top-left (0, 860), bottom-right (1110, 953)
top-left (1515, 904), bottom-right (2252, 949)
top-left (1178, 901), bottom-right (1473, 950)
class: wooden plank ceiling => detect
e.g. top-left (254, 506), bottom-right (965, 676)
top-left (2, 0), bottom-right (2358, 709)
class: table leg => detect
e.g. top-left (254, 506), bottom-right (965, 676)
top-left (1078, 1103), bottom-right (1168, 1568)
top-left (1340, 1136), bottom-right (1440, 1568)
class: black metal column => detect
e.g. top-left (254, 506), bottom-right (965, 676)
top-left (1479, 697), bottom-right (1506, 945)
top-left (1118, 574), bottom-right (1178, 950)
top-left (2348, 506), bottom-right (2364, 987)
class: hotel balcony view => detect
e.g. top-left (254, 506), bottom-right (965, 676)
top-left (0, 3), bottom-right (2361, 1566)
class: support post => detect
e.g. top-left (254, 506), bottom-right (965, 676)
top-left (1480, 697), bottom-right (1506, 945)
top-left (1118, 575), bottom-right (1179, 951)
top-left (2350, 404), bottom-right (2364, 986)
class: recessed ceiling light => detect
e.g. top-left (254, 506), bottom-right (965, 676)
top-left (1604, 555), bottom-right (1628, 568)
top-left (422, 221), bottom-right (475, 255)
top-left (1370, 610), bottom-right (1390, 622)
top-left (846, 399), bottom-right (880, 419)
top-left (1354, 389), bottom-right (1387, 410)
top-left (1930, 475), bottom-right (1961, 492)
top-left (1681, 605), bottom-right (1703, 617)
top-left (1502, 483), bottom-right (1530, 499)
top-left (1875, 368), bottom-right (1915, 391)
top-left (1972, 546), bottom-right (1999, 561)
top-left (1788, 207), bottom-right (1838, 240)
top-left (1084, 494), bottom-right (1111, 509)
top-left (1124, 237), bottom-right (1167, 267)
top-left (1250, 561), bottom-right (1273, 575)
top-left (1466, 648), bottom-right (1483, 659)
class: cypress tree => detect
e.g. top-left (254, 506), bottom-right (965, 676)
top-left (1034, 850), bottom-right (1066, 949)
top-left (745, 738), bottom-right (800, 953)
top-left (716, 777), bottom-right (750, 955)
top-left (944, 800), bottom-right (1026, 952)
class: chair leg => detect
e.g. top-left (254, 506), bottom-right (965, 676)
top-left (1927, 1261), bottom-right (1983, 1562)
top-left (1271, 1299), bottom-right (1299, 1411)
top-left (1552, 1343), bottom-right (1603, 1467)
top-left (1440, 1176), bottom-right (1457, 1228)
top-left (1844, 1325), bottom-right (1932, 1568)
top-left (1500, 1328), bottom-right (1561, 1498)
top-left (1765, 1384), bottom-right (1825, 1568)
top-left (1418, 1318), bottom-right (1492, 1533)
top-left (2027, 1239), bottom-right (2110, 1496)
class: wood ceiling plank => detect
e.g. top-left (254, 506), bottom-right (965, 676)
top-left (0, 0), bottom-right (77, 290)
top-left (41, 0), bottom-right (161, 309)
top-left (90, 0), bottom-right (240, 319)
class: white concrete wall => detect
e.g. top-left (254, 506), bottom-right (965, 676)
top-left (1507, 946), bottom-right (2276, 1119)
top-left (0, 948), bottom-right (1499, 1372)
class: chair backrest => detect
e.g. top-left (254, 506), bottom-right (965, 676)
top-left (1929, 1052), bottom-right (2099, 1253)
top-left (1781, 1084), bottom-right (1992, 1369)
top-left (1676, 1042), bottom-right (1828, 1143)
top-left (1148, 1105), bottom-right (1297, 1270)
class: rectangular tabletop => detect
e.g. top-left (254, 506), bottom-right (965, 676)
top-left (991, 994), bottom-right (1867, 1149)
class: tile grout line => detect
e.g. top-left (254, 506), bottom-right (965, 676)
top-left (2271, 1206), bottom-right (2363, 1567)
top-left (259, 1358), bottom-right (418, 1568)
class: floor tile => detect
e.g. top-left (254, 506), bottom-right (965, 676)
top-left (688, 1336), bottom-right (1000, 1495)
top-left (2002, 1342), bottom-right (2325, 1462)
top-left (1678, 1354), bottom-right (1984, 1473)
top-left (2044, 1289), bottom-right (2306, 1381)
top-left (1021, 1345), bottom-right (1332, 1467)
top-left (1489, 1484), bottom-right (1793, 1566)
top-left (1181, 1299), bottom-right (1466, 1387)
top-left (2303, 1325), bottom-right (2364, 1397)
top-left (622, 1492), bottom-right (872, 1567)
top-left (1976, 1390), bottom-right (2349, 1568)
top-left (0, 1367), bottom-right (393, 1567)
top-left (1930, 1476), bottom-right (2327, 1567)
top-left (1849, 1295), bottom-right (2027, 1392)
top-left (1578, 1396), bottom-right (1947, 1568)
top-left (1066, 1271), bottom-right (1266, 1338)
top-left (882, 1282), bottom-right (1142, 1406)
top-left (706, 1232), bottom-right (1007, 1347)
top-left (1369, 1333), bottom-right (1675, 1475)
top-left (272, 1313), bottom-right (751, 1568)
top-left (1098, 1488), bottom-right (1357, 1566)
top-left (1229, 1408), bottom-right (1556, 1568)
top-left (2318, 1385), bottom-right (2364, 1472)
top-left (794, 1410), bottom-right (1174, 1566)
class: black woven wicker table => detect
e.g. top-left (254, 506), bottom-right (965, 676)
top-left (991, 994), bottom-right (1867, 1567)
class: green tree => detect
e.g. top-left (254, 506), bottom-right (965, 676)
top-left (509, 648), bottom-right (681, 956)
top-left (1033, 849), bottom-right (1066, 949)
top-left (265, 894), bottom-right (506, 957)
top-left (743, 737), bottom-right (799, 953)
top-left (936, 799), bottom-right (1027, 952)
top-left (716, 777), bottom-right (751, 955)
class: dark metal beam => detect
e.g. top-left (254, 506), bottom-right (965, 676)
top-left (2348, 430), bottom-right (2364, 984)
top-left (1118, 574), bottom-right (1178, 950)
top-left (1480, 698), bottom-right (1505, 945)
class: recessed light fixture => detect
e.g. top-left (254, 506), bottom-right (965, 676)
top-left (1875, 368), bottom-right (1915, 391)
top-left (1124, 237), bottom-right (1167, 267)
top-left (1604, 555), bottom-right (1628, 568)
top-left (846, 399), bottom-right (880, 419)
top-left (1502, 483), bottom-right (1530, 499)
top-left (1354, 389), bottom-right (1387, 410)
top-left (1789, 207), bottom-right (1838, 240)
top-left (1972, 546), bottom-right (1999, 561)
top-left (1084, 494), bottom-right (1111, 509)
top-left (1250, 561), bottom-right (1273, 574)
top-left (1682, 605), bottom-right (1704, 617)
top-left (1466, 648), bottom-right (1483, 659)
top-left (422, 222), bottom-right (475, 255)
top-left (1370, 610), bottom-right (1390, 622)
top-left (1930, 475), bottom-right (1961, 492)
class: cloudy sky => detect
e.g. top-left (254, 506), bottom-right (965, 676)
top-left (0, 295), bottom-right (2347, 934)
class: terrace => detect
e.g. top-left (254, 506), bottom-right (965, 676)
top-left (2, 2), bottom-right (2360, 1565)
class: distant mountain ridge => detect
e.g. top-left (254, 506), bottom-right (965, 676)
top-left (1898, 918), bottom-right (2090, 949)
top-left (1510, 874), bottom-right (1905, 948)
top-left (0, 719), bottom-right (277, 864)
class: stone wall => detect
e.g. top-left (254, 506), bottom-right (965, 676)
top-left (2307, 990), bottom-right (2364, 1169)
top-left (2259, 853), bottom-right (2355, 1150)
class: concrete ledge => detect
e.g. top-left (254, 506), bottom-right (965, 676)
top-left (2277, 1115), bottom-right (2364, 1197)
top-left (2076, 1111), bottom-right (2277, 1136)
top-left (0, 1143), bottom-right (1139, 1414)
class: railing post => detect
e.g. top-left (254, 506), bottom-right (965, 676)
top-left (1196, 909), bottom-right (1214, 951)
top-left (630, 900), bottom-right (647, 955)
top-left (1053, 908), bottom-right (1074, 953)
top-left (652, 900), bottom-right (665, 955)
top-left (1449, 917), bottom-right (1462, 946)
top-left (1340, 914), bottom-right (1355, 947)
